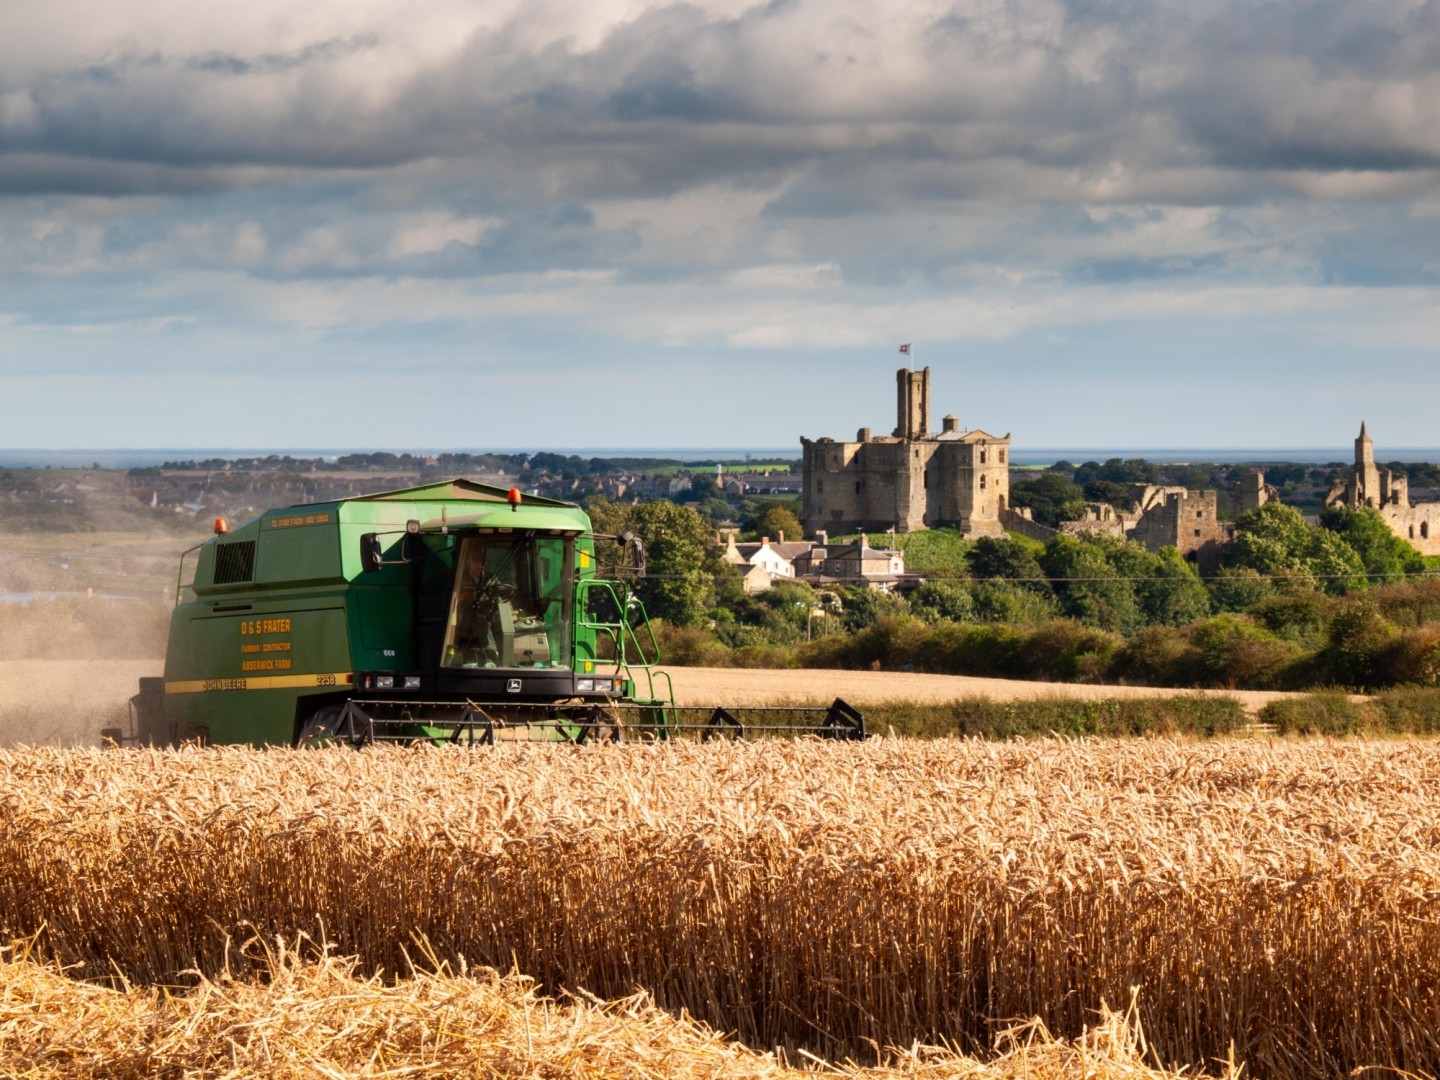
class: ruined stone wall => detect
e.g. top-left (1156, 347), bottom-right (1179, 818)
top-left (999, 505), bottom-right (1058, 542)
top-left (1383, 504), bottom-right (1440, 557)
top-left (1130, 489), bottom-right (1229, 561)
top-left (1234, 471), bottom-right (1279, 516)
top-left (1059, 503), bottom-right (1129, 540)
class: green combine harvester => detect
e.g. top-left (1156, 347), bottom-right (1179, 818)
top-left (123, 480), bottom-right (865, 747)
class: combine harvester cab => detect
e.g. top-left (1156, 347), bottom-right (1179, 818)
top-left (127, 480), bottom-right (678, 747)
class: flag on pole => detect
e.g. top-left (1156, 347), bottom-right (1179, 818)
top-left (898, 343), bottom-right (911, 354)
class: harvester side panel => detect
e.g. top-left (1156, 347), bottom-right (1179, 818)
top-left (163, 603), bottom-right (352, 747)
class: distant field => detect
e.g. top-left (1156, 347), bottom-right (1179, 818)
top-left (0, 659), bottom-right (1297, 747)
top-left (0, 529), bottom-right (189, 600)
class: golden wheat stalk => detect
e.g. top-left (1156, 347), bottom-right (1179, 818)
top-left (0, 738), bottom-right (1436, 1078)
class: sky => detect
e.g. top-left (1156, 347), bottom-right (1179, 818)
top-left (2, 0), bottom-right (1439, 453)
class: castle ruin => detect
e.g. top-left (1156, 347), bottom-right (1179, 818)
top-left (801, 368), bottom-right (1010, 536)
top-left (1324, 422), bottom-right (1440, 555)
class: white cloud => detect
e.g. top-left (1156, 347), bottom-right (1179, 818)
top-left (384, 214), bottom-right (496, 259)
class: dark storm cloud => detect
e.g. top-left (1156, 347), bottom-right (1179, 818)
top-left (187, 35), bottom-right (379, 76)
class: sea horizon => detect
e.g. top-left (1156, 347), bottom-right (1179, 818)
top-left (4, 446), bottom-right (1440, 469)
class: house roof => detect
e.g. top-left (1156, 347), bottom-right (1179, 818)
top-left (733, 540), bottom-right (814, 562)
top-left (931, 427), bottom-right (1009, 444)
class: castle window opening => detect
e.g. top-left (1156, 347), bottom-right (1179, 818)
top-left (855, 481), bottom-right (862, 494)
top-left (1410, 525), bottom-right (1416, 539)
top-left (980, 450), bottom-right (987, 464)
top-left (1424, 521), bottom-right (1431, 540)
top-left (1194, 529), bottom-right (1201, 537)
top-left (999, 449), bottom-right (1006, 464)
top-left (980, 475), bottom-right (987, 489)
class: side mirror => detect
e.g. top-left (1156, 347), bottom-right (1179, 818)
top-left (360, 534), bottom-right (383, 573)
top-left (621, 531), bottom-right (647, 577)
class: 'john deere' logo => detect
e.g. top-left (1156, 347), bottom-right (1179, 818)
top-left (506, 679), bottom-right (522, 693)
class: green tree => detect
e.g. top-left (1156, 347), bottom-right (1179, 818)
top-left (1107, 542), bottom-right (1211, 626)
top-left (1082, 480), bottom-right (1133, 512)
top-left (1319, 504), bottom-right (1425, 583)
top-left (1009, 473), bottom-right (1086, 528)
top-left (1075, 457), bottom-right (1158, 486)
top-left (753, 503), bottom-right (805, 543)
top-left (582, 497), bottom-right (724, 627)
top-left (1225, 503), bottom-right (1366, 595)
top-left (1318, 601), bottom-right (1400, 689)
top-left (966, 537), bottom-right (1051, 595)
top-left (968, 581), bottom-right (1059, 625)
top-left (908, 579), bottom-right (975, 623)
top-left (838, 586), bottom-right (910, 632)
top-left (694, 497), bottom-right (734, 525)
top-left (1207, 566), bottom-right (1275, 613)
top-left (1040, 535), bottom-right (1142, 634)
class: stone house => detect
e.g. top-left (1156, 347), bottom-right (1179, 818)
top-left (801, 367), bottom-right (1010, 536)
top-left (819, 534), bottom-right (906, 590)
top-left (718, 529), bottom-right (906, 592)
top-left (721, 532), bottom-right (815, 593)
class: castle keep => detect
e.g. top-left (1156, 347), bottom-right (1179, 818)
top-left (801, 368), bottom-right (1010, 536)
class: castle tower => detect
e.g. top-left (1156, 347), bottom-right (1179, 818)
top-left (1235, 470), bottom-right (1269, 515)
top-left (895, 367), bottom-right (930, 440)
top-left (1355, 421), bottom-right (1381, 508)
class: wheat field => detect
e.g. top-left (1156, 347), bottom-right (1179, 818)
top-left (1, 738), bottom-right (1437, 1078)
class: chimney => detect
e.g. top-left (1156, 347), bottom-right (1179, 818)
top-left (778, 530), bottom-right (785, 543)
top-left (761, 536), bottom-right (770, 545)
top-left (816, 530), bottom-right (828, 546)
top-left (942, 414), bottom-right (958, 434)
top-left (857, 427), bottom-right (871, 442)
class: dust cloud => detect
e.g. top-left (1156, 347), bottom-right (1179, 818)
top-left (0, 521), bottom-right (181, 746)
top-left (0, 598), bottom-right (167, 747)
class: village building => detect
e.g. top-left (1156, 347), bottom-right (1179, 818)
top-left (1324, 423), bottom-right (1440, 555)
top-left (818, 534), bottom-right (907, 590)
top-left (721, 531), bottom-right (816, 593)
top-left (801, 368), bottom-right (1010, 537)
top-left (719, 529), bottom-right (907, 593)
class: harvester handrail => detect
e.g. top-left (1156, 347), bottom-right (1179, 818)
top-left (575, 580), bottom-right (661, 669)
top-left (174, 541), bottom-right (208, 605)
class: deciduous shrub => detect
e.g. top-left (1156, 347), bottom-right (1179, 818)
top-left (1259, 692), bottom-right (1367, 736)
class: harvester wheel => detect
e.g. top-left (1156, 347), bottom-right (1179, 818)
top-left (297, 704), bottom-right (363, 748)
